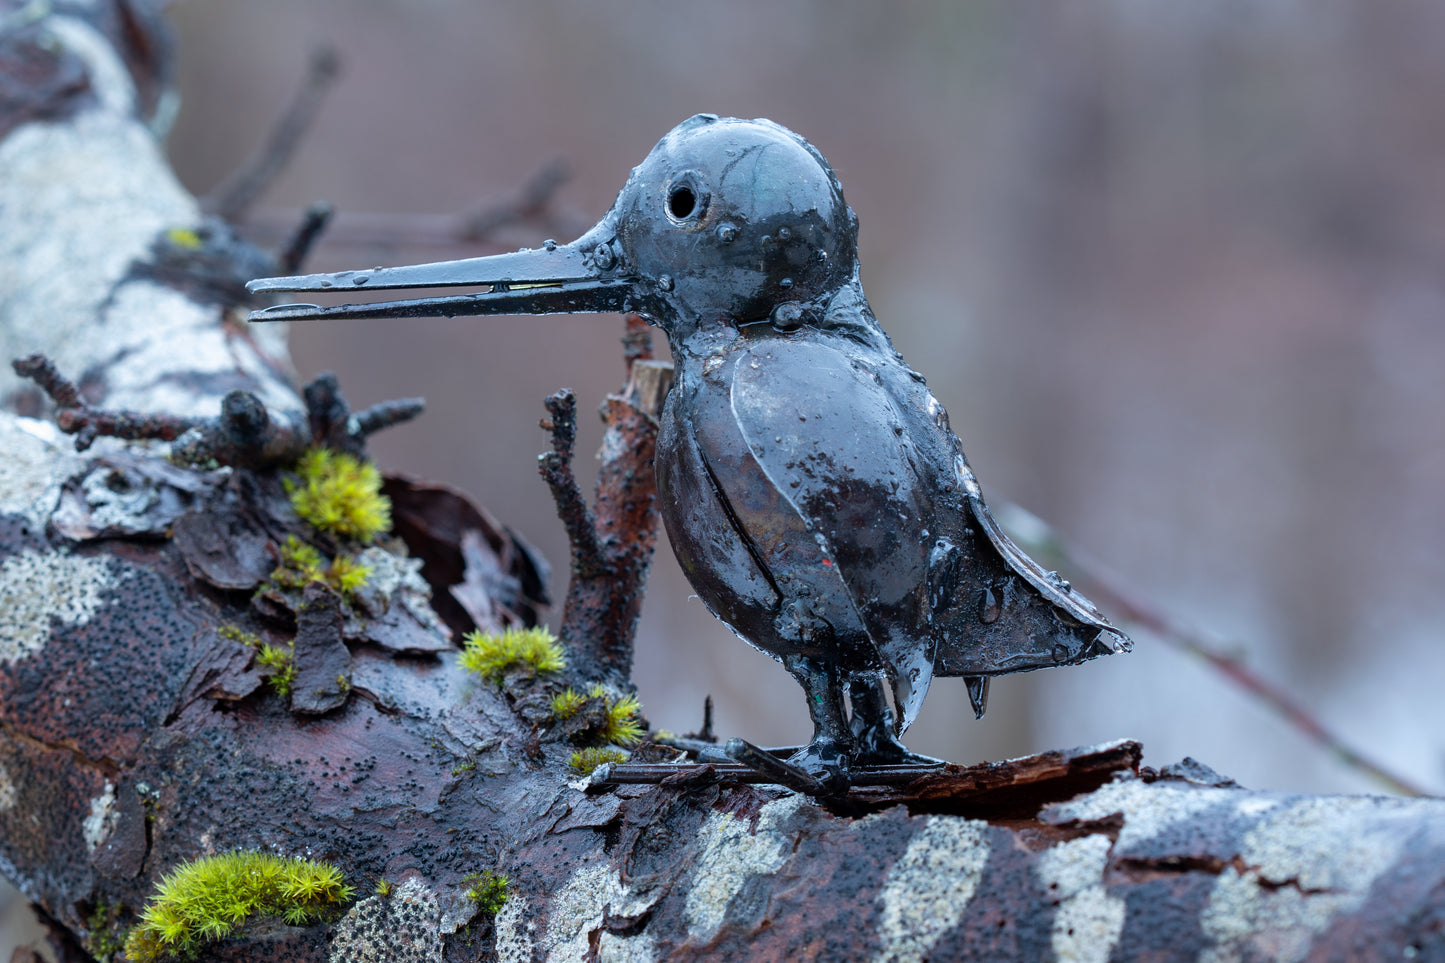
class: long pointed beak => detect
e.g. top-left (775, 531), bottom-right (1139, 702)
top-left (245, 222), bottom-right (637, 322)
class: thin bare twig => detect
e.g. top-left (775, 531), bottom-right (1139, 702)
top-left (461, 157), bottom-right (571, 240)
top-left (205, 46), bottom-right (342, 221)
top-left (538, 389), bottom-right (603, 576)
top-left (278, 201), bottom-right (334, 274)
top-left (996, 504), bottom-right (1429, 798)
top-left (235, 160), bottom-right (582, 254)
top-left (12, 354), bottom-right (422, 468)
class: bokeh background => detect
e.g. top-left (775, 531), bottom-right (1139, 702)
top-left (12, 0), bottom-right (1445, 952)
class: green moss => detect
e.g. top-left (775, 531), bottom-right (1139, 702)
top-left (285, 446), bottom-right (391, 542)
top-left (270, 535), bottom-right (326, 590)
top-left (85, 900), bottom-right (125, 961)
top-left (568, 746), bottom-right (628, 774)
top-left (462, 871), bottom-right (509, 915)
top-left (451, 761), bottom-right (476, 775)
top-left (255, 642), bottom-right (296, 697)
top-left (122, 851), bottom-right (352, 962)
top-left (217, 625), bottom-right (262, 649)
top-left (548, 687), bottom-right (586, 721)
top-left (223, 625), bottom-right (296, 697)
top-left (589, 685), bottom-right (645, 747)
top-left (458, 626), bottom-right (566, 684)
top-left (268, 535), bottom-right (372, 602)
top-left (326, 552), bottom-right (372, 598)
top-left (165, 227), bottom-right (202, 250)
top-left (374, 878), bottom-right (392, 897)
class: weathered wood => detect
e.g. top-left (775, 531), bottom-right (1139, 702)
top-left (0, 6), bottom-right (1442, 962)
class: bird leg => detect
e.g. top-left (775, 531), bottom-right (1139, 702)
top-left (848, 674), bottom-right (943, 767)
top-left (782, 653), bottom-right (852, 791)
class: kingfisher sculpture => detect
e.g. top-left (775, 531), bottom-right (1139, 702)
top-left (248, 114), bottom-right (1130, 790)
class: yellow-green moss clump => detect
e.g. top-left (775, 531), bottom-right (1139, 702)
top-left (589, 685), bottom-right (645, 746)
top-left (220, 625), bottom-right (294, 697)
top-left (569, 747), bottom-right (628, 774)
top-left (462, 871), bottom-right (510, 915)
top-left (164, 227), bottom-right (202, 250)
top-left (269, 535), bottom-right (372, 600)
top-left (548, 687), bottom-right (587, 721)
top-left (254, 642), bottom-right (297, 696)
top-left (123, 851), bottom-right (352, 962)
top-left (459, 626), bottom-right (565, 684)
top-left (285, 447), bottom-right (391, 542)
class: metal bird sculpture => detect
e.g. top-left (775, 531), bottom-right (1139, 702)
top-left (248, 114), bottom-right (1130, 790)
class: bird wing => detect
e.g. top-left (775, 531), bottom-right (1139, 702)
top-left (961, 464), bottom-right (1130, 647)
top-left (872, 363), bottom-right (1133, 675)
top-left (729, 335), bottom-right (940, 728)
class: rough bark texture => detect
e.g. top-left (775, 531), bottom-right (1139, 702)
top-left (1, 6), bottom-right (1443, 962)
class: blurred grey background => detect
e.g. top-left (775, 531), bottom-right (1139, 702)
top-left (13, 0), bottom-right (1445, 952)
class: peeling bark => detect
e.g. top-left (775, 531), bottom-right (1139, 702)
top-left (0, 6), bottom-right (1442, 963)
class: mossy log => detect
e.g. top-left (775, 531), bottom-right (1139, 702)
top-left (0, 6), bottom-right (1443, 962)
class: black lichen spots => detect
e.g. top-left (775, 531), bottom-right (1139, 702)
top-left (0, 731), bottom-right (109, 931)
top-left (1, 541), bottom-right (199, 764)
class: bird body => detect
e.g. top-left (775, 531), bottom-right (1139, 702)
top-left (248, 114), bottom-right (1130, 785)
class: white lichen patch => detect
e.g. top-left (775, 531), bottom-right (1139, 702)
top-left (0, 548), bottom-right (119, 663)
top-left (0, 762), bottom-right (16, 810)
top-left (82, 781), bottom-right (117, 852)
top-left (349, 546), bottom-right (451, 644)
top-left (0, 415), bottom-right (85, 529)
top-left (874, 816), bottom-right (989, 963)
top-left (1199, 797), bottom-right (1411, 963)
top-left (498, 862), bottom-right (658, 963)
top-left (1036, 835), bottom-right (1126, 963)
top-left (329, 878), bottom-right (442, 963)
top-left (683, 793), bottom-right (807, 940)
top-left (1045, 778), bottom-right (1232, 852)
top-left (0, 112), bottom-right (198, 400)
top-left (493, 891), bottom-right (534, 963)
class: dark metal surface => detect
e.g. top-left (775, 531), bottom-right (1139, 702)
top-left (248, 114), bottom-right (1131, 787)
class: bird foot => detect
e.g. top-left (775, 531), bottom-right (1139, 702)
top-left (783, 737), bottom-right (852, 793)
top-left (721, 738), bottom-right (846, 794)
top-left (849, 726), bottom-right (944, 768)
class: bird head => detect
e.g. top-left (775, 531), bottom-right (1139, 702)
top-left (246, 115), bottom-right (861, 344)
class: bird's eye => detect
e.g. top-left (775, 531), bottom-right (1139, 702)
top-left (668, 185), bottom-right (696, 219)
top-left (664, 173), bottom-right (707, 224)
